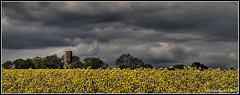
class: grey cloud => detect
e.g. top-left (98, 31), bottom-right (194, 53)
top-left (145, 43), bottom-right (200, 64)
top-left (2, 27), bottom-right (80, 49)
top-left (94, 41), bottom-right (200, 68)
top-left (123, 2), bottom-right (238, 42)
top-left (2, 2), bottom-right (238, 69)
top-left (198, 52), bottom-right (238, 69)
top-left (3, 2), bottom-right (238, 48)
top-left (3, 2), bottom-right (237, 49)
top-left (3, 2), bottom-right (124, 28)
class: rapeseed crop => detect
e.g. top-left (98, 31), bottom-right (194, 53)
top-left (2, 67), bottom-right (238, 93)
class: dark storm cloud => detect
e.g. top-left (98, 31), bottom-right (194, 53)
top-left (3, 2), bottom-right (124, 28)
top-left (3, 2), bottom-right (238, 49)
top-left (123, 2), bottom-right (238, 42)
top-left (2, 29), bottom-right (79, 49)
top-left (2, 2), bottom-right (238, 69)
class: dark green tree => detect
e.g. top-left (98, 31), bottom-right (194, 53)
top-left (45, 54), bottom-right (62, 69)
top-left (72, 55), bottom-right (80, 63)
top-left (13, 59), bottom-right (25, 69)
top-left (83, 57), bottom-right (105, 69)
top-left (24, 59), bottom-right (35, 69)
top-left (191, 62), bottom-right (208, 70)
top-left (70, 61), bottom-right (84, 69)
top-left (102, 63), bottom-right (109, 69)
top-left (38, 58), bottom-right (47, 69)
top-left (115, 53), bottom-right (144, 69)
top-left (31, 56), bottom-right (42, 69)
top-left (142, 64), bottom-right (153, 69)
top-left (173, 64), bottom-right (186, 70)
top-left (191, 62), bottom-right (201, 68)
top-left (2, 61), bottom-right (14, 69)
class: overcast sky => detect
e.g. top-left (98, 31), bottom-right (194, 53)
top-left (2, 2), bottom-right (238, 69)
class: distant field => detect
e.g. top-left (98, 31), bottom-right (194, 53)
top-left (2, 68), bottom-right (238, 93)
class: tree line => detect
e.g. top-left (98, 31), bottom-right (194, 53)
top-left (2, 53), bottom-right (153, 69)
top-left (2, 54), bottom-right (107, 69)
top-left (167, 62), bottom-right (208, 71)
top-left (2, 53), bottom-right (236, 70)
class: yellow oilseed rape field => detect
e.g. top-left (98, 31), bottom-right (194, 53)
top-left (2, 68), bottom-right (239, 93)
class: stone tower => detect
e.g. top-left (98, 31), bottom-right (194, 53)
top-left (64, 51), bottom-right (72, 69)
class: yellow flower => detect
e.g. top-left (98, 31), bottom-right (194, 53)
top-left (2, 68), bottom-right (238, 93)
